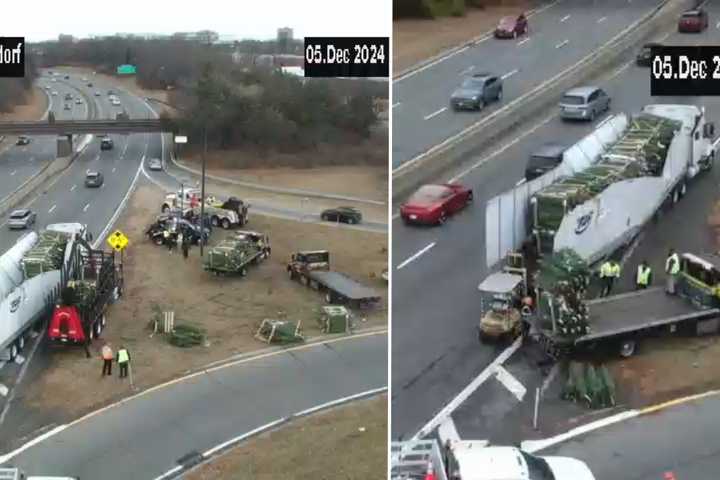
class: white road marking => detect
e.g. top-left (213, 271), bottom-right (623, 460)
top-left (393, 102), bottom-right (401, 108)
top-left (10, 170), bottom-right (15, 176)
top-left (438, 417), bottom-right (461, 444)
top-left (83, 203), bottom-right (90, 212)
top-left (48, 205), bottom-right (56, 214)
top-left (517, 37), bottom-right (531, 46)
top-left (424, 107), bottom-right (447, 121)
top-left (29, 156), bottom-right (35, 162)
top-left (413, 336), bottom-right (522, 440)
top-left (555, 39), bottom-right (569, 49)
top-left (560, 14), bottom-right (571, 22)
top-left (501, 69), bottom-right (518, 80)
top-left (495, 365), bottom-right (527, 401)
top-left (112, 167), bottom-right (116, 173)
top-left (716, 20), bottom-right (720, 29)
top-left (397, 242), bottom-right (436, 270)
top-left (598, 16), bottom-right (607, 23)
top-left (70, 184), bottom-right (76, 191)
top-left (516, 178), bottom-right (527, 186)
top-left (459, 65), bottom-right (475, 76)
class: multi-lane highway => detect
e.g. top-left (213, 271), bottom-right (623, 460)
top-left (1, 332), bottom-right (387, 479)
top-left (533, 393), bottom-right (720, 479)
top-left (391, 0), bottom-right (667, 168)
top-left (391, 1), bottom-right (719, 439)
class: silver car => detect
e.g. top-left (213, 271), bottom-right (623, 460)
top-left (8, 209), bottom-right (36, 229)
top-left (559, 86), bottom-right (611, 122)
top-left (148, 158), bottom-right (163, 171)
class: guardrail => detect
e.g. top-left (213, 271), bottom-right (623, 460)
top-left (392, 0), bottom-right (693, 203)
top-left (0, 119), bottom-right (172, 135)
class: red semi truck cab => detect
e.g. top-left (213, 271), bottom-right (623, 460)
top-left (48, 305), bottom-right (86, 343)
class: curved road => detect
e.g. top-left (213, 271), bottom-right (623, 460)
top-left (535, 393), bottom-right (720, 479)
top-left (0, 332), bottom-right (387, 479)
top-left (391, 2), bottom-right (719, 438)
top-left (392, 0), bottom-right (666, 168)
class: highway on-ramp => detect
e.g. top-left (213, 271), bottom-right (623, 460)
top-left (392, 0), bottom-right (666, 168)
top-left (533, 393), bottom-right (720, 479)
top-left (391, 2), bottom-right (720, 440)
top-left (1, 332), bottom-right (387, 479)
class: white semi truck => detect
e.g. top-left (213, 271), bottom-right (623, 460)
top-left (0, 223), bottom-right (89, 361)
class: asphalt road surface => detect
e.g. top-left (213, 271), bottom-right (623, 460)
top-left (539, 394), bottom-right (720, 480)
top-left (2, 332), bottom-right (387, 480)
top-left (391, 3), bottom-right (720, 439)
top-left (392, 0), bottom-right (665, 168)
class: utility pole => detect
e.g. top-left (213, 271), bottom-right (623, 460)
top-left (199, 124), bottom-right (207, 256)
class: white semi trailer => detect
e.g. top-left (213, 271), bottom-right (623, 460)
top-left (0, 223), bottom-right (88, 360)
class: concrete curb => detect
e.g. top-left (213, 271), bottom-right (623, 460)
top-left (392, 0), bottom-right (689, 202)
top-left (168, 156), bottom-right (386, 206)
top-left (156, 386), bottom-right (389, 479)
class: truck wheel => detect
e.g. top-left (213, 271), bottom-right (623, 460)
top-left (17, 335), bottom-right (25, 351)
top-left (154, 236), bottom-right (164, 246)
top-left (438, 212), bottom-right (447, 225)
top-left (9, 343), bottom-right (17, 361)
top-left (619, 340), bottom-right (636, 358)
top-left (240, 267), bottom-right (247, 277)
top-left (348, 217), bottom-right (356, 224)
top-left (89, 326), bottom-right (95, 341)
top-left (671, 188), bottom-right (680, 205)
top-left (101, 314), bottom-right (107, 328)
top-left (94, 321), bottom-right (102, 338)
top-left (679, 182), bottom-right (687, 197)
top-left (221, 218), bottom-right (231, 229)
top-left (325, 292), bottom-right (334, 303)
top-left (162, 204), bottom-right (170, 213)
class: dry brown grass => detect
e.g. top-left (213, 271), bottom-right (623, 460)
top-left (185, 395), bottom-right (387, 480)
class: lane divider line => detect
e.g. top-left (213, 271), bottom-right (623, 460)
top-left (459, 65), bottom-right (475, 76)
top-left (413, 336), bottom-right (522, 440)
top-left (501, 69), bottom-right (519, 80)
top-left (495, 365), bottom-right (527, 401)
top-left (424, 107), bottom-right (447, 121)
top-left (555, 39), bottom-right (569, 49)
top-left (48, 205), bottom-right (56, 214)
top-left (598, 16), bottom-right (608, 23)
top-left (560, 14), bottom-right (571, 22)
top-left (517, 37), bottom-right (531, 46)
top-left (397, 242), bottom-right (436, 270)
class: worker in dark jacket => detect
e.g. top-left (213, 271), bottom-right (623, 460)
top-left (117, 346), bottom-right (131, 379)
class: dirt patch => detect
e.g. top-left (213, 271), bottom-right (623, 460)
top-left (185, 394), bottom-right (387, 480)
top-left (21, 183), bottom-right (387, 418)
top-left (0, 87), bottom-right (48, 122)
top-left (393, 2), bottom-right (531, 74)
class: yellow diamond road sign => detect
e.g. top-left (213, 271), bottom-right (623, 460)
top-left (107, 230), bottom-right (129, 252)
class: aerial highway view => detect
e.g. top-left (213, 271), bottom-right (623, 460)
top-left (0, 1), bottom-right (389, 479)
top-left (392, 0), bottom-right (720, 479)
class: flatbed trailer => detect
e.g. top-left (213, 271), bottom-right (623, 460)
top-left (287, 250), bottom-right (381, 308)
top-left (533, 287), bottom-right (720, 358)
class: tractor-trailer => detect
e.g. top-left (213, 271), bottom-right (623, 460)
top-left (531, 253), bottom-right (720, 359)
top-left (287, 250), bottom-right (381, 308)
top-left (0, 223), bottom-right (89, 361)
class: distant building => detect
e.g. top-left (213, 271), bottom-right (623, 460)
top-left (58, 34), bottom-right (74, 43)
top-left (277, 27), bottom-right (293, 42)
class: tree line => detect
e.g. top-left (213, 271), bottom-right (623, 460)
top-left (0, 55), bottom-right (39, 113)
top-left (394, 0), bottom-right (525, 19)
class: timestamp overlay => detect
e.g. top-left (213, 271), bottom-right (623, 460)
top-left (651, 46), bottom-right (720, 96)
top-left (304, 37), bottom-right (389, 78)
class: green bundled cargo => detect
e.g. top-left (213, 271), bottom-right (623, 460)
top-left (62, 280), bottom-right (98, 310)
top-left (255, 319), bottom-right (304, 344)
top-left (168, 324), bottom-right (206, 348)
top-left (318, 306), bottom-right (351, 334)
top-left (22, 230), bottom-right (70, 279)
top-left (203, 236), bottom-right (263, 275)
top-left (537, 249), bottom-right (591, 338)
top-left (562, 361), bottom-right (616, 409)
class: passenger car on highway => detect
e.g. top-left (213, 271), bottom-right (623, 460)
top-left (95, 91), bottom-right (101, 96)
top-left (400, 183), bottom-right (473, 225)
top-left (51, 91), bottom-right (58, 96)
top-left (64, 103), bottom-right (71, 110)
top-left (636, 42), bottom-right (662, 67)
top-left (100, 138), bottom-right (114, 150)
top-left (148, 158), bottom-right (163, 171)
top-left (320, 206), bottom-right (362, 224)
top-left (16, 136), bottom-right (30, 146)
top-left (75, 98), bottom-right (82, 105)
top-left (84, 171), bottom-right (104, 188)
top-left (450, 73), bottom-right (503, 111)
top-left (7, 209), bottom-right (36, 230)
top-left (494, 14), bottom-right (528, 39)
top-left (559, 86), bottom-right (610, 122)
top-left (525, 142), bottom-right (566, 181)
top-left (678, 8), bottom-right (708, 32)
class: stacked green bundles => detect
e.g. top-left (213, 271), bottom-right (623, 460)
top-left (255, 319), bottom-right (304, 344)
top-left (562, 361), bottom-right (616, 409)
top-left (203, 237), bottom-right (259, 273)
top-left (22, 230), bottom-right (70, 279)
top-left (537, 249), bottom-right (592, 338)
top-left (63, 279), bottom-right (98, 310)
top-left (533, 113), bottom-right (680, 253)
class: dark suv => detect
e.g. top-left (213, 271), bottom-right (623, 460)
top-left (450, 73), bottom-right (503, 111)
top-left (100, 138), bottom-right (114, 150)
top-left (525, 143), bottom-right (566, 181)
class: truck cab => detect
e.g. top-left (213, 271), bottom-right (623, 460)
top-left (288, 250), bottom-right (330, 275)
top-left (0, 467), bottom-right (78, 480)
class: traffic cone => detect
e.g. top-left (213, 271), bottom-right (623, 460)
top-left (424, 461), bottom-right (436, 480)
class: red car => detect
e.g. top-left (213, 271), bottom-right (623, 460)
top-left (494, 14), bottom-right (529, 39)
top-left (400, 184), bottom-right (473, 225)
top-left (678, 8), bottom-right (708, 32)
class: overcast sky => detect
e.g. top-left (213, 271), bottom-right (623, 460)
top-left (6, 0), bottom-right (390, 42)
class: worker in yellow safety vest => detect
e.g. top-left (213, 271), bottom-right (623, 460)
top-left (636, 260), bottom-right (652, 290)
top-left (599, 260), bottom-right (613, 297)
top-left (117, 346), bottom-right (131, 379)
top-left (665, 248), bottom-right (680, 295)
